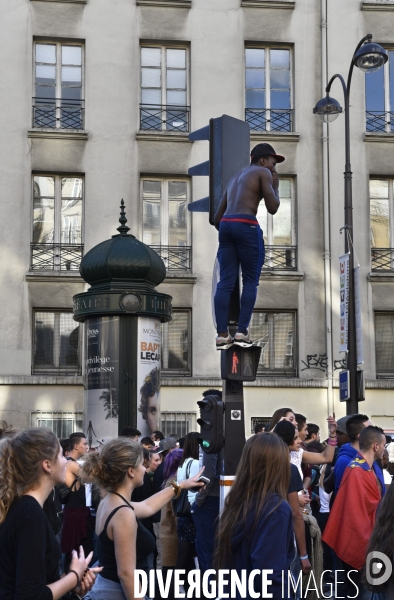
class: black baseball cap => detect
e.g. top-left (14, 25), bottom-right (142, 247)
top-left (251, 143), bottom-right (285, 163)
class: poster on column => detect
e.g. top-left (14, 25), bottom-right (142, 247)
top-left (85, 316), bottom-right (119, 444)
top-left (339, 254), bottom-right (349, 353)
top-left (137, 317), bottom-right (162, 438)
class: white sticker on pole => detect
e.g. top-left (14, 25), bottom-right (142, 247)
top-left (339, 254), bottom-right (349, 353)
top-left (354, 265), bottom-right (364, 365)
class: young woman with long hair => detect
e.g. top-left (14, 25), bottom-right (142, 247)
top-left (364, 480), bottom-right (394, 599)
top-left (82, 438), bottom-right (202, 600)
top-left (214, 433), bottom-right (295, 599)
top-left (176, 432), bottom-right (200, 581)
top-left (0, 428), bottom-right (100, 600)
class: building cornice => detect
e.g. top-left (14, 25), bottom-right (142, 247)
top-left (161, 377), bottom-right (327, 387)
top-left (26, 272), bottom-right (84, 283)
top-left (361, 1), bottom-right (394, 10)
top-left (260, 271), bottom-right (304, 281)
top-left (28, 129), bottom-right (88, 141)
top-left (136, 131), bottom-right (192, 143)
top-left (250, 132), bottom-right (300, 143)
top-left (137, 0), bottom-right (191, 6)
top-left (364, 132), bottom-right (394, 143)
top-left (242, 0), bottom-right (295, 7)
top-left (0, 376), bottom-right (83, 385)
top-left (31, 0), bottom-right (87, 3)
top-left (163, 274), bottom-right (197, 284)
top-left (368, 272), bottom-right (394, 283)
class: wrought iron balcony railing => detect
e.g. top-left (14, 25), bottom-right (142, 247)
top-left (371, 248), bottom-right (394, 271)
top-left (246, 108), bottom-right (294, 132)
top-left (140, 104), bottom-right (190, 132)
top-left (366, 111), bottom-right (394, 133)
top-left (149, 245), bottom-right (192, 272)
top-left (261, 245), bottom-right (297, 271)
top-left (32, 98), bottom-right (85, 130)
top-left (30, 243), bottom-right (83, 271)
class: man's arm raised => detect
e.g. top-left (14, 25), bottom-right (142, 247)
top-left (260, 168), bottom-right (280, 215)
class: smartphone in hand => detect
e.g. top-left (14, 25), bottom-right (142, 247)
top-left (190, 476), bottom-right (210, 491)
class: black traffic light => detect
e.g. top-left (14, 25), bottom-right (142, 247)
top-left (221, 345), bottom-right (262, 382)
top-left (187, 115), bottom-right (250, 225)
top-left (197, 394), bottom-right (224, 454)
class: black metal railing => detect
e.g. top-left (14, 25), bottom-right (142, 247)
top-left (261, 245), bottom-right (297, 271)
top-left (30, 244), bottom-right (83, 271)
top-left (366, 111), bottom-right (394, 133)
top-left (246, 108), bottom-right (294, 132)
top-left (32, 98), bottom-right (85, 130)
top-left (140, 104), bottom-right (190, 132)
top-left (371, 248), bottom-right (394, 271)
top-left (149, 245), bottom-right (192, 272)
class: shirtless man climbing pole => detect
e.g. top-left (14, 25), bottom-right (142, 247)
top-left (214, 143), bottom-right (284, 349)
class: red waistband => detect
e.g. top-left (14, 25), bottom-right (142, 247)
top-left (221, 217), bottom-right (258, 224)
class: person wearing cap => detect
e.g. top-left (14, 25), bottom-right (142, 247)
top-left (213, 143), bottom-right (284, 349)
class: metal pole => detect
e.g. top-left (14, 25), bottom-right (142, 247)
top-left (325, 34), bottom-right (370, 415)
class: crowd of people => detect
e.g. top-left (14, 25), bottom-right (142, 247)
top-left (0, 394), bottom-right (393, 600)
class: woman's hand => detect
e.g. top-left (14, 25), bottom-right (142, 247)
top-left (70, 547), bottom-right (103, 594)
top-left (179, 467), bottom-right (206, 490)
top-left (327, 413), bottom-right (337, 437)
top-left (298, 493), bottom-right (310, 508)
top-left (77, 565), bottom-right (103, 595)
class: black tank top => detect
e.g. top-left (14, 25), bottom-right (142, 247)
top-left (65, 457), bottom-right (86, 509)
top-left (98, 504), bottom-right (155, 582)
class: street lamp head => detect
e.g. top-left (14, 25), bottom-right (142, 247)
top-left (313, 95), bottom-right (342, 123)
top-left (353, 41), bottom-right (388, 73)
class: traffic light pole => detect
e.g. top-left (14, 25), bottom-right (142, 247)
top-left (220, 379), bottom-right (245, 508)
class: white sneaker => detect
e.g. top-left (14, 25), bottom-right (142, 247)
top-left (216, 334), bottom-right (233, 350)
top-left (234, 332), bottom-right (253, 347)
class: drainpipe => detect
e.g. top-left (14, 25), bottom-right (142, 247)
top-left (321, 0), bottom-right (334, 415)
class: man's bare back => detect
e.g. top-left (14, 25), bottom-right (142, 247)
top-left (214, 157), bottom-right (280, 229)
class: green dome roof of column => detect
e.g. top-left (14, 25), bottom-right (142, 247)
top-left (79, 200), bottom-right (166, 289)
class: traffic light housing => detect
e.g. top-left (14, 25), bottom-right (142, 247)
top-left (188, 115), bottom-right (250, 225)
top-left (221, 345), bottom-right (262, 382)
top-left (197, 394), bottom-right (224, 454)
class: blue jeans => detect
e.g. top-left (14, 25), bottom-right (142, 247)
top-left (191, 496), bottom-right (219, 572)
top-left (215, 215), bottom-right (265, 334)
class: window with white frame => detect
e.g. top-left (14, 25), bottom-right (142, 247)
top-left (31, 410), bottom-right (83, 438)
top-left (256, 177), bottom-right (296, 270)
top-left (249, 311), bottom-right (296, 376)
top-left (142, 178), bottom-right (191, 272)
top-left (370, 178), bottom-right (394, 271)
top-left (33, 310), bottom-right (81, 375)
top-left (375, 313), bottom-right (394, 377)
top-left (366, 49), bottom-right (394, 132)
top-left (161, 310), bottom-right (191, 375)
top-left (250, 417), bottom-right (271, 435)
top-left (245, 46), bottom-right (293, 132)
top-left (140, 45), bottom-right (189, 132)
top-left (33, 41), bottom-right (84, 129)
top-left (31, 175), bottom-right (83, 271)
top-left (160, 411), bottom-right (196, 438)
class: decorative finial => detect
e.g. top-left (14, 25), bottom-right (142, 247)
top-left (117, 199), bottom-right (130, 236)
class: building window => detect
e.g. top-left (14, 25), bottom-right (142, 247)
top-left (250, 417), bottom-right (271, 435)
top-left (31, 175), bottom-right (83, 271)
top-left (30, 410), bottom-right (83, 438)
top-left (370, 179), bottom-right (394, 271)
top-left (142, 178), bottom-right (191, 272)
top-left (375, 313), bottom-right (394, 377)
top-left (245, 46), bottom-right (293, 132)
top-left (257, 178), bottom-right (297, 270)
top-left (249, 311), bottom-right (297, 376)
top-left (33, 310), bottom-right (81, 375)
top-left (366, 49), bottom-right (394, 132)
top-left (161, 310), bottom-right (191, 375)
top-left (160, 411), bottom-right (197, 438)
top-left (140, 45), bottom-right (189, 132)
top-left (33, 41), bottom-right (84, 129)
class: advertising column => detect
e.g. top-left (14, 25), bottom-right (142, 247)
top-left (85, 316), bottom-right (120, 441)
top-left (137, 317), bottom-right (162, 438)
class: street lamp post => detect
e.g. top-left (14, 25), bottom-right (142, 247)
top-left (313, 35), bottom-right (388, 415)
